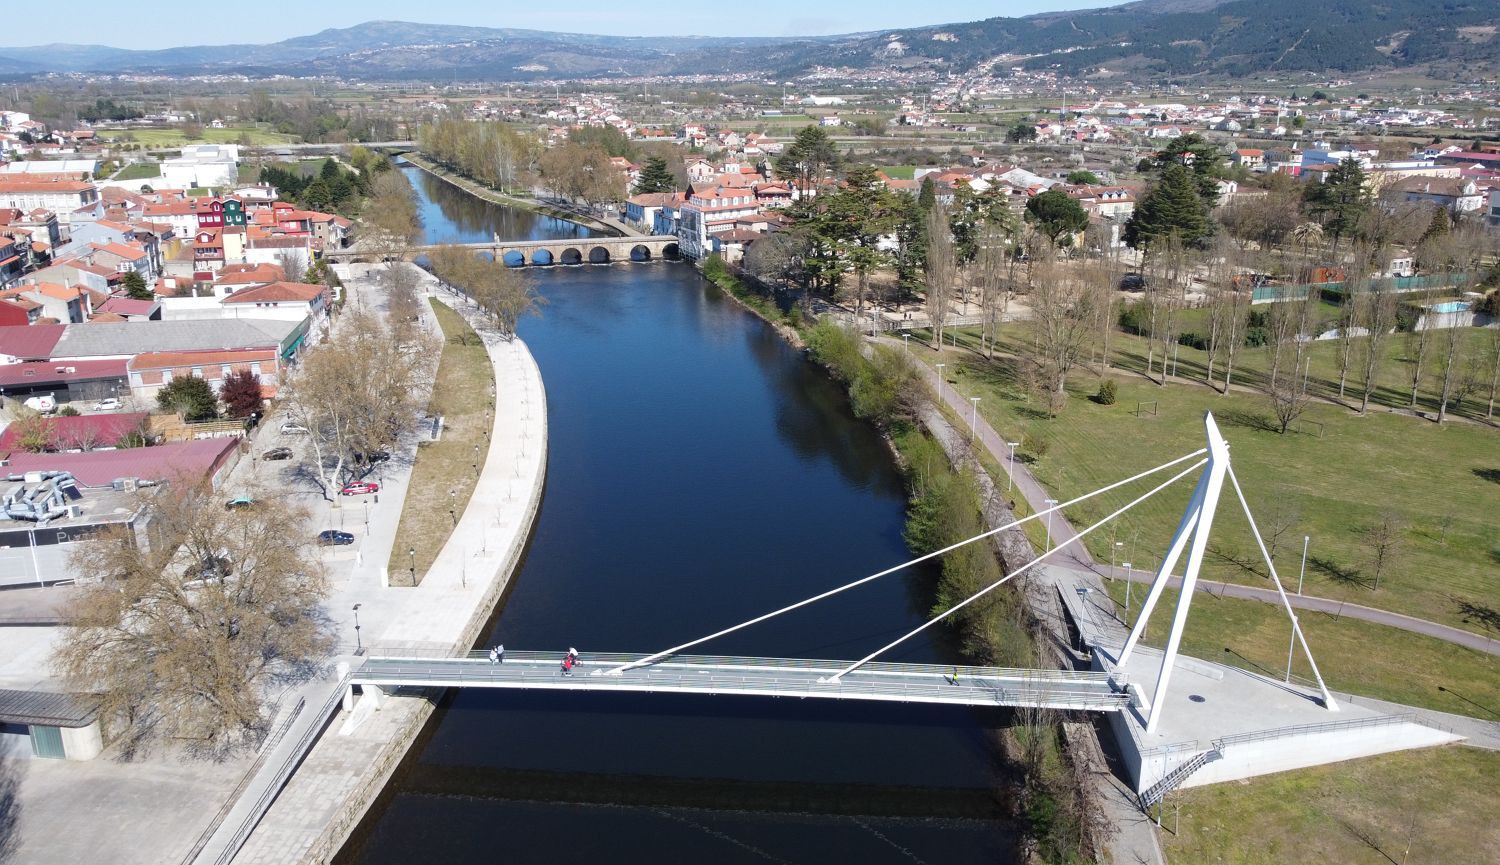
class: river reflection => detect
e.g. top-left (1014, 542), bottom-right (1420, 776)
top-left (337, 171), bottom-right (1021, 865)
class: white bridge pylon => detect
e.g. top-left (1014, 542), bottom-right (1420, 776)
top-left (605, 412), bottom-right (1336, 733)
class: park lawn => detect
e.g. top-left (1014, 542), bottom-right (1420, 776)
top-left (1162, 745), bottom-right (1500, 865)
top-left (908, 338), bottom-right (1500, 634)
top-left (879, 165), bottom-right (918, 180)
top-left (1101, 582), bottom-right (1500, 717)
top-left (98, 125), bottom-right (297, 147)
top-left (112, 162), bottom-right (160, 180)
top-left (388, 299), bottom-right (494, 585)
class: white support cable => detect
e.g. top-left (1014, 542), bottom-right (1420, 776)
top-left (1225, 464), bottom-right (1339, 712)
top-left (603, 447), bottom-right (1211, 676)
top-left (823, 457), bottom-right (1209, 683)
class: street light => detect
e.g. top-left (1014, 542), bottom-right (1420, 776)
top-left (968, 397), bottom-right (980, 441)
top-left (1122, 562), bottom-right (1133, 622)
top-left (1111, 540), bottom-right (1124, 582)
top-left (1297, 535), bottom-right (1309, 595)
top-left (934, 363), bottom-right (946, 404)
top-left (903, 333), bottom-right (910, 353)
top-left (408, 546), bottom-right (415, 586)
top-left (449, 508), bottom-right (457, 529)
top-left (352, 603), bottom-right (363, 654)
top-left (1287, 534), bottom-right (1311, 683)
top-left (1006, 441), bottom-right (1020, 493)
top-left (1044, 498), bottom-right (1059, 549)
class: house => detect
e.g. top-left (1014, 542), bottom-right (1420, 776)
top-left (92, 297), bottom-right (161, 321)
top-left (1387, 177), bottom-right (1485, 215)
top-left (126, 348), bottom-right (282, 402)
top-left (0, 296), bottom-right (39, 325)
top-left (219, 281), bottom-right (328, 322)
top-left (0, 178), bottom-right (99, 224)
top-left (2, 282), bottom-right (89, 323)
top-left (623, 193), bottom-right (681, 231)
top-left (85, 242), bottom-right (154, 279)
top-left (676, 186), bottom-right (762, 260)
top-left (1232, 149), bottom-right (1266, 171)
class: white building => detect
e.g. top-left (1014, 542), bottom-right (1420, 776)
top-left (160, 144), bottom-right (239, 190)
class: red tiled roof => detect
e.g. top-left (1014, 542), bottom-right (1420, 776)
top-left (0, 356), bottom-right (123, 385)
top-left (222, 282), bottom-right (324, 304)
top-left (95, 297), bottom-right (157, 316)
top-left (128, 348), bottom-right (277, 371)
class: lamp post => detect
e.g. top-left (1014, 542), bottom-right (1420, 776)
top-left (1122, 563), bottom-right (1133, 623)
top-left (352, 603), bottom-right (362, 655)
top-left (903, 333), bottom-right (910, 353)
top-left (968, 397), bottom-right (980, 441)
top-left (1287, 534), bottom-right (1311, 683)
top-left (408, 546), bottom-right (415, 587)
top-left (1006, 441), bottom-right (1019, 493)
top-left (934, 363), bottom-right (946, 404)
top-left (1044, 498), bottom-right (1059, 549)
top-left (449, 508), bottom-right (456, 529)
top-left (1297, 534), bottom-right (1309, 595)
top-left (1111, 540), bottom-right (1124, 582)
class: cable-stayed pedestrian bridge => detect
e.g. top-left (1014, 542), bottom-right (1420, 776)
top-left (350, 652), bottom-right (1131, 711)
top-left (351, 414), bottom-right (1339, 732)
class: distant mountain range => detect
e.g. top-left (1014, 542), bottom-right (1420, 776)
top-left (2, 0), bottom-right (1496, 81)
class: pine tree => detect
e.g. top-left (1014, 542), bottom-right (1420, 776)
top-left (917, 176), bottom-right (937, 211)
top-left (634, 156), bottom-right (676, 194)
top-left (1125, 163), bottom-right (1211, 250)
top-left (121, 271), bottom-right (152, 301)
top-left (1420, 206), bottom-right (1450, 243)
top-left (1305, 157), bottom-right (1368, 243)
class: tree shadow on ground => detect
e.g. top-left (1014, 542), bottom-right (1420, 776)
top-left (1474, 468), bottom-right (1500, 485)
top-left (1336, 817), bottom-right (1400, 865)
top-left (1456, 600), bottom-right (1500, 634)
top-left (1215, 408), bottom-right (1278, 433)
top-left (1310, 555), bottom-right (1369, 590)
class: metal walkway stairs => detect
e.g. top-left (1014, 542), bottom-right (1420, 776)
top-left (1139, 746), bottom-right (1223, 809)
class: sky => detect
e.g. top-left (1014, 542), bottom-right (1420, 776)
top-left (18, 0), bottom-right (1130, 49)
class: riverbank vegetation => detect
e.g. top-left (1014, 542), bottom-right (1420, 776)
top-left (388, 300), bottom-right (496, 586)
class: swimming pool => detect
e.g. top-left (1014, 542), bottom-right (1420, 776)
top-left (1432, 300), bottom-right (1471, 314)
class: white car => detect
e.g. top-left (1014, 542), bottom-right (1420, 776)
top-left (92, 397), bottom-right (122, 412)
top-left (280, 422), bottom-right (310, 435)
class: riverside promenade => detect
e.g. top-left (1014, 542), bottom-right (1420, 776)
top-left (226, 272), bottom-right (548, 865)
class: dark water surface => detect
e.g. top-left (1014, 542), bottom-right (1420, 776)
top-left (337, 169), bottom-right (1020, 865)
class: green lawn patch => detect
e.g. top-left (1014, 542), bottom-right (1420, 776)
top-left (1163, 745), bottom-right (1500, 865)
top-left (879, 165), bottom-right (917, 180)
top-left (908, 335), bottom-right (1500, 634)
top-left (387, 300), bottom-right (494, 585)
top-left (113, 162), bottom-right (160, 180)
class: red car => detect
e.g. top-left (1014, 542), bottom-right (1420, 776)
top-left (339, 481), bottom-right (380, 496)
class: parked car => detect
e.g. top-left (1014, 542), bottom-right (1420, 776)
top-left (261, 446), bottom-right (294, 461)
top-left (280, 422), bottom-right (310, 435)
top-left (225, 495), bottom-right (255, 510)
top-left (354, 450), bottom-right (390, 465)
top-left (187, 555), bottom-right (233, 582)
top-left (317, 530), bottom-right (355, 546)
top-left (92, 397), bottom-right (122, 412)
top-left (339, 481), bottom-right (379, 496)
top-left (1119, 272), bottom-right (1147, 291)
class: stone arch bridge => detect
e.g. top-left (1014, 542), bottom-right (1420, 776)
top-left (325, 235), bottom-right (679, 267)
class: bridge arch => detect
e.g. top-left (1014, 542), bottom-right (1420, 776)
top-left (559, 247), bottom-right (583, 266)
top-left (630, 244), bottom-right (651, 262)
top-left (531, 249), bottom-right (554, 266)
top-left (502, 250), bottom-right (526, 268)
top-left (588, 246), bottom-right (611, 265)
top-left (663, 243), bottom-right (681, 260)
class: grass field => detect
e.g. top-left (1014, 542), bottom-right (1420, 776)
top-left (1162, 745), bottom-right (1500, 865)
top-left (909, 332), bottom-right (1500, 634)
top-left (98, 125), bottom-right (297, 147)
top-left (388, 300), bottom-right (494, 585)
top-left (1102, 582), bottom-right (1500, 717)
top-left (879, 165), bottom-right (918, 180)
top-left (112, 162), bottom-right (160, 180)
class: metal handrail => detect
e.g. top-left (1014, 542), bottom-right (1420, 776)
top-left (207, 677), bottom-right (349, 865)
top-left (179, 698), bottom-right (305, 865)
top-left (1212, 713), bottom-right (1419, 750)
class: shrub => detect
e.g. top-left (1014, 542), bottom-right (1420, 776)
top-left (1177, 331), bottom-right (1207, 350)
top-left (57, 405), bottom-right (81, 416)
top-left (1094, 379), bottom-right (1117, 405)
top-left (1243, 326), bottom-right (1269, 348)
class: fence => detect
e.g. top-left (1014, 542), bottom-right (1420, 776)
top-left (1251, 272), bottom-right (1473, 304)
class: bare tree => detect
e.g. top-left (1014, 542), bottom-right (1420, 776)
top-left (1261, 498), bottom-right (1302, 564)
top-left (924, 204), bottom-right (955, 349)
top-left (1434, 318), bottom-right (1469, 424)
top-left (1366, 510), bottom-right (1405, 592)
top-left (1333, 275), bottom-right (1363, 401)
top-left (973, 222), bottom-right (1011, 359)
top-left (276, 250), bottom-right (307, 284)
top-left (1485, 325), bottom-right (1500, 422)
top-left (1029, 244), bottom-right (1098, 413)
top-left (53, 482), bottom-right (330, 755)
top-left (1403, 295), bottom-right (1436, 410)
top-left (1356, 280), bottom-right (1399, 414)
top-left (1268, 358), bottom-right (1312, 434)
top-left (361, 171), bottom-right (423, 258)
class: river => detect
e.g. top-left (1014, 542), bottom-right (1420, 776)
top-left (336, 166), bottom-right (1021, 864)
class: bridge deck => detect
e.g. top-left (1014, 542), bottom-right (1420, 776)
top-left (352, 652), bottom-right (1132, 711)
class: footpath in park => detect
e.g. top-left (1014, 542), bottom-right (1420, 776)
top-left (200, 268), bottom-right (548, 865)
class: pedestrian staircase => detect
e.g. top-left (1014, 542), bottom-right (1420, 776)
top-left (1139, 745), bottom-right (1222, 809)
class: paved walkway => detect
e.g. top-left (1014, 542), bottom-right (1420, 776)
top-left (227, 272), bottom-right (548, 865)
top-left (902, 343), bottom-right (1500, 659)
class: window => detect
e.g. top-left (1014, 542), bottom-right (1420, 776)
top-left (191, 367), bottom-right (202, 378)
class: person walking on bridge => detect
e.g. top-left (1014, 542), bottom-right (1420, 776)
top-left (561, 655), bottom-right (574, 677)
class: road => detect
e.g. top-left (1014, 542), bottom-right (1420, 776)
top-left (904, 343), bottom-right (1500, 659)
